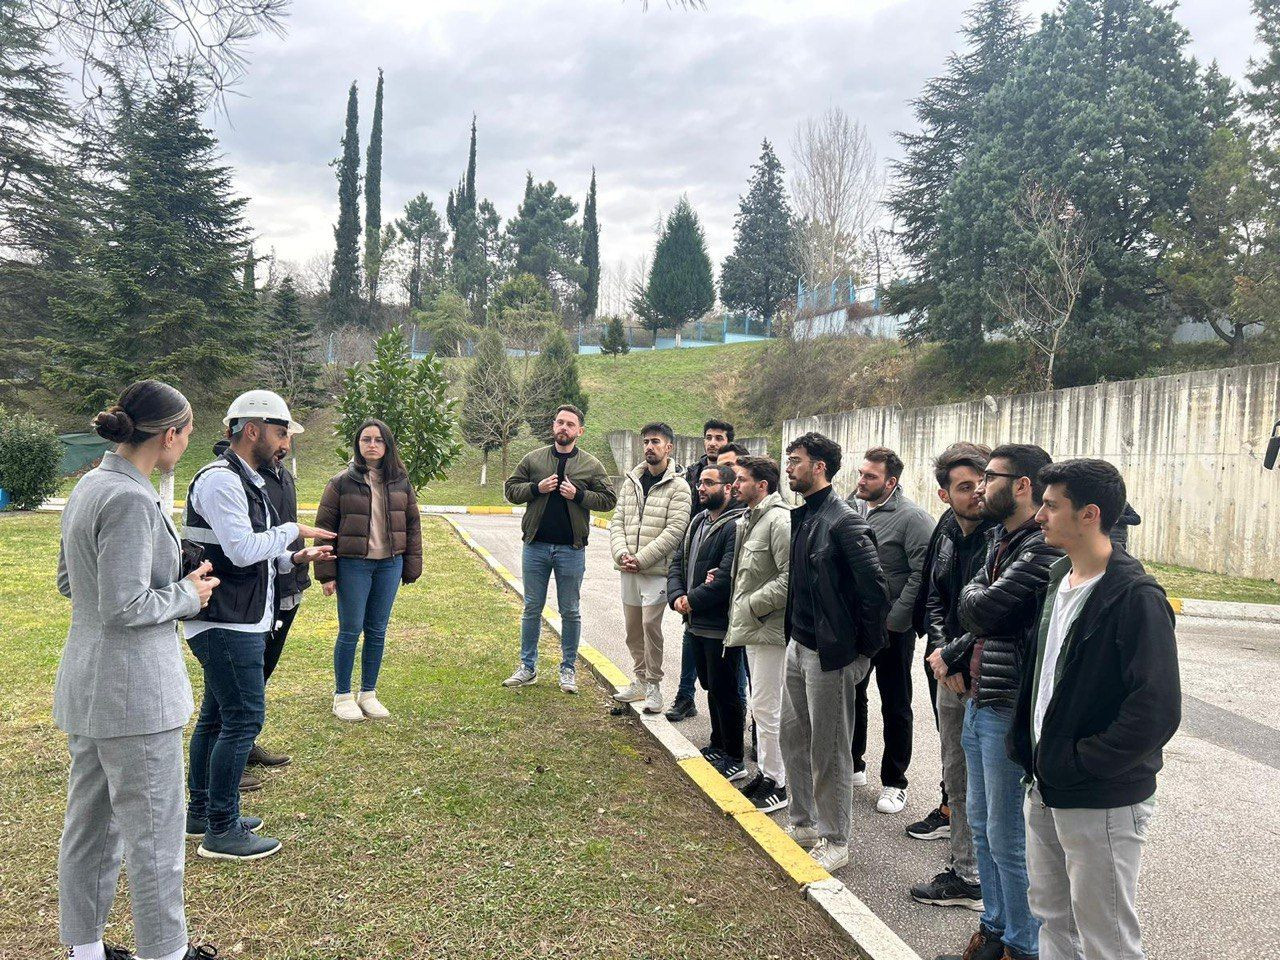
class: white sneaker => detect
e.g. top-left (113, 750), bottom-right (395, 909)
top-left (611, 682), bottom-right (645, 703)
top-left (810, 838), bottom-right (850, 871)
top-left (785, 823), bottom-right (821, 850)
top-left (850, 770), bottom-right (868, 787)
top-left (333, 693), bottom-right (364, 722)
top-left (642, 681), bottom-right (663, 714)
top-left (502, 666), bottom-right (537, 687)
top-left (357, 690), bottom-right (390, 719)
top-left (559, 667), bottom-right (578, 694)
top-left (876, 786), bottom-right (907, 814)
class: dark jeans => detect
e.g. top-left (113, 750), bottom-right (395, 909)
top-left (852, 628), bottom-right (915, 789)
top-left (263, 602), bottom-right (299, 684)
top-left (186, 628), bottom-right (267, 834)
top-left (334, 555), bottom-right (403, 694)
top-left (923, 648), bottom-right (948, 807)
top-left (678, 631), bottom-right (749, 704)
top-left (689, 630), bottom-right (746, 760)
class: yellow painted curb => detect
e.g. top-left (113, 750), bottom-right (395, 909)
top-left (1168, 596), bottom-right (1183, 614)
top-left (467, 505), bottom-right (515, 515)
top-left (591, 516), bottom-right (609, 530)
top-left (676, 756), bottom-right (757, 816)
top-left (578, 643), bottom-right (630, 689)
top-left (734, 810), bottom-right (831, 886)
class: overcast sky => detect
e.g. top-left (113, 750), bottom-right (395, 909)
top-left (212, 0), bottom-right (1261, 286)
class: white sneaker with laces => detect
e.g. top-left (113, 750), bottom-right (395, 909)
top-left (784, 823), bottom-right (821, 850)
top-left (876, 786), bottom-right (908, 814)
top-left (559, 667), bottom-right (578, 694)
top-left (502, 666), bottom-right (537, 687)
top-left (642, 681), bottom-right (663, 714)
top-left (612, 682), bottom-right (645, 703)
top-left (357, 690), bottom-right (390, 719)
top-left (333, 693), bottom-right (364, 722)
top-left (850, 770), bottom-right (868, 787)
top-left (810, 838), bottom-right (850, 871)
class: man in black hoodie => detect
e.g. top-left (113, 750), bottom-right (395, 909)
top-left (1012, 460), bottom-right (1179, 960)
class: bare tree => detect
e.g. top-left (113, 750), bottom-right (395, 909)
top-left (790, 106), bottom-right (884, 288)
top-left (296, 251), bottom-right (333, 298)
top-left (989, 181), bottom-right (1094, 391)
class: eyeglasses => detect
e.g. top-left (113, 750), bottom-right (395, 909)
top-left (785, 457), bottom-right (808, 467)
top-left (982, 470), bottom-right (1022, 483)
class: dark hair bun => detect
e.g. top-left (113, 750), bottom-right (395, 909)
top-left (93, 407), bottom-right (135, 443)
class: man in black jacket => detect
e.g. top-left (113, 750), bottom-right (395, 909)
top-left (667, 463), bottom-right (746, 778)
top-left (213, 438), bottom-right (309, 772)
top-left (933, 443), bottom-right (1061, 960)
top-left (780, 432), bottom-right (890, 873)
top-left (909, 443), bottom-right (997, 913)
top-left (1013, 460), bottom-right (1179, 960)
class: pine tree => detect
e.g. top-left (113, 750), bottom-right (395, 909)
top-left (506, 175), bottom-right (585, 302)
top-left (886, 0), bottom-right (1029, 345)
top-left (644, 197), bottom-right (715, 336)
top-left (581, 169), bottom-right (600, 319)
top-left (398, 193), bottom-right (448, 309)
top-left (43, 74), bottom-right (257, 412)
top-left (461, 327), bottom-right (522, 482)
top-left (329, 81), bottom-right (362, 324)
top-left (720, 139), bottom-right (795, 321)
top-left (599, 315), bottom-right (630, 357)
top-left (1247, 0), bottom-right (1280, 198)
top-left (524, 326), bottom-right (589, 440)
top-left (364, 69), bottom-right (385, 305)
top-left (265, 276), bottom-right (326, 416)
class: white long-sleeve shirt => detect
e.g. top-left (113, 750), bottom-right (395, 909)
top-left (183, 462), bottom-right (298, 637)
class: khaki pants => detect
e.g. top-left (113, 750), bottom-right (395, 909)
top-left (621, 572), bottom-right (666, 683)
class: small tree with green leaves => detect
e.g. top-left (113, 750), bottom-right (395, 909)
top-left (524, 326), bottom-right (589, 440)
top-left (460, 328), bottom-right (522, 482)
top-left (599, 315), bottom-right (630, 358)
top-left (334, 325), bottom-right (462, 489)
top-left (0, 407), bottom-right (61, 510)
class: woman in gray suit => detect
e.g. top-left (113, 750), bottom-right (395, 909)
top-left (56, 380), bottom-right (220, 960)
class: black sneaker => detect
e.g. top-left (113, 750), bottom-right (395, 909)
top-left (700, 745), bottom-right (726, 766)
top-left (76, 946), bottom-right (134, 960)
top-left (906, 804), bottom-right (951, 841)
top-left (913, 868), bottom-right (983, 911)
top-left (664, 695), bottom-right (697, 722)
top-left (738, 771), bottom-right (765, 796)
top-left (712, 755), bottom-right (749, 783)
top-left (185, 946), bottom-right (220, 959)
top-left (750, 776), bottom-right (788, 813)
top-left (247, 742), bottom-right (291, 767)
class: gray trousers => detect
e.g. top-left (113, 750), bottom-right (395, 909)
top-left (937, 684), bottom-right (978, 882)
top-left (780, 641), bottom-right (871, 847)
top-left (59, 728), bottom-right (188, 958)
top-left (1025, 785), bottom-right (1154, 960)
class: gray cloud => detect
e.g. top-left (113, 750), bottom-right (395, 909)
top-left (213, 0), bottom-right (1260, 277)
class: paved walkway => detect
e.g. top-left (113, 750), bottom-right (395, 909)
top-left (456, 514), bottom-right (1280, 960)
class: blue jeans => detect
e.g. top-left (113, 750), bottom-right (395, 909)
top-left (962, 698), bottom-right (1040, 958)
top-left (186, 628), bottom-right (267, 834)
top-left (520, 541), bottom-right (586, 672)
top-left (334, 555), bottom-right (403, 695)
top-left (677, 633), bottom-right (749, 703)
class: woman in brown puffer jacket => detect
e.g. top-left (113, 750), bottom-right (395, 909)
top-left (315, 419), bottom-right (422, 721)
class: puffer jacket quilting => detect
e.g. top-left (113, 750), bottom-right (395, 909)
top-left (725, 492), bottom-right (791, 648)
top-left (609, 460), bottom-right (693, 574)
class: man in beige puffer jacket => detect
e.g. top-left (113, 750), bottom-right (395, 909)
top-left (608, 422), bottom-right (693, 714)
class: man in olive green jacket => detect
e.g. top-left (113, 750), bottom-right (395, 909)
top-left (502, 405), bottom-right (616, 693)
top-left (725, 456), bottom-right (792, 812)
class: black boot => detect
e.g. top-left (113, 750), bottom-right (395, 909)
top-left (247, 742), bottom-right (291, 768)
top-left (664, 695), bottom-right (697, 722)
top-left (239, 770), bottom-right (263, 792)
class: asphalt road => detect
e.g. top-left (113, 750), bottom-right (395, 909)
top-left (456, 514), bottom-right (1280, 960)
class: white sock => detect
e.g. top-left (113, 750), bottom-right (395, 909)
top-left (139, 946), bottom-right (189, 960)
top-left (70, 944), bottom-right (105, 960)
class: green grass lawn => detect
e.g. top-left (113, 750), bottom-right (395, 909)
top-left (1146, 561), bottom-right (1280, 605)
top-left (0, 512), bottom-right (853, 959)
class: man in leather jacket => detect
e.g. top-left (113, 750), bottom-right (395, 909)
top-left (779, 431), bottom-right (890, 874)
top-left (931, 444), bottom-right (1062, 960)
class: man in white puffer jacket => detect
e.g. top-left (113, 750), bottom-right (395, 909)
top-left (608, 422), bottom-right (693, 714)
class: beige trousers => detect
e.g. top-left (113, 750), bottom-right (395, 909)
top-left (621, 572), bottom-right (666, 683)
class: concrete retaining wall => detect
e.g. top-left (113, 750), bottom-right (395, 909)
top-left (783, 362), bottom-right (1280, 579)
top-left (606, 430), bottom-right (770, 478)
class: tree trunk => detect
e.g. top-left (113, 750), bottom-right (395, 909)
top-left (501, 443), bottom-right (509, 480)
top-left (480, 449), bottom-right (488, 486)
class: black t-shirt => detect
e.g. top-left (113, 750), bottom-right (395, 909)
top-left (534, 449), bottom-right (578, 545)
top-left (789, 485), bottom-right (832, 650)
top-left (639, 468), bottom-right (662, 500)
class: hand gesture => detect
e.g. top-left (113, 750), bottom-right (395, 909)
top-left (537, 474), bottom-right (561, 494)
top-left (558, 477), bottom-right (578, 500)
top-left (298, 523), bottom-right (337, 541)
top-left (704, 570), bottom-right (716, 584)
top-left (184, 561), bottom-right (220, 609)
top-left (323, 581), bottom-right (337, 597)
top-left (674, 595), bottom-right (691, 615)
top-left (292, 545), bottom-right (334, 565)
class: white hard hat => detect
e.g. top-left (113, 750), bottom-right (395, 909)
top-left (223, 390), bottom-right (305, 435)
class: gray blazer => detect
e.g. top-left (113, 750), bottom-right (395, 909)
top-left (55, 451), bottom-right (201, 738)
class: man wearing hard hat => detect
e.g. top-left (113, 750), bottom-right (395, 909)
top-left (180, 391), bottom-right (334, 862)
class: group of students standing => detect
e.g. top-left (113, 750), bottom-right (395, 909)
top-left (52, 380), bottom-right (422, 960)
top-left (504, 411), bottom-right (1182, 960)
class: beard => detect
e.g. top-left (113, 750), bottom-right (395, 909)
top-left (980, 484), bottom-right (1016, 522)
top-left (702, 489), bottom-right (726, 511)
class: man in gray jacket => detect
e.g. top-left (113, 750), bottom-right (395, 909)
top-left (852, 446), bottom-right (935, 815)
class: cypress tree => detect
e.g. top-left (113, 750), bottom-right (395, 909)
top-left (450, 115), bottom-right (487, 314)
top-left (364, 69), bottom-right (385, 305)
top-left (582, 169), bottom-right (600, 319)
top-left (599, 315), bottom-right (629, 357)
top-left (243, 245), bottom-right (256, 296)
top-left (329, 81), bottom-right (362, 324)
top-left (720, 139), bottom-right (795, 321)
top-left (644, 197), bottom-right (715, 335)
top-left (524, 326), bottom-right (589, 439)
top-left (266, 275), bottom-right (326, 416)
